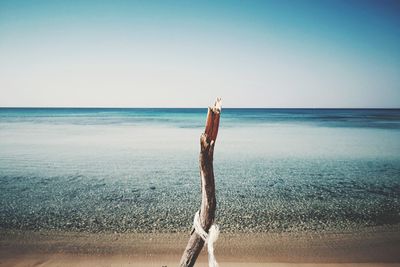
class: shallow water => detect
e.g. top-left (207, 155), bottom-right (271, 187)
top-left (0, 108), bottom-right (399, 233)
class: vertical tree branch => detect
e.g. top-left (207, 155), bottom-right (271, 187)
top-left (179, 98), bottom-right (222, 267)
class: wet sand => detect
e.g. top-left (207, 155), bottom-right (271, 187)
top-left (1, 225), bottom-right (399, 266)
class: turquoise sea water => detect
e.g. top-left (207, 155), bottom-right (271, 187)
top-left (0, 108), bottom-right (399, 233)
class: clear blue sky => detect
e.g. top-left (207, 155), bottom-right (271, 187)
top-left (0, 0), bottom-right (399, 107)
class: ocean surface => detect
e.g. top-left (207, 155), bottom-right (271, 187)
top-left (0, 108), bottom-right (399, 233)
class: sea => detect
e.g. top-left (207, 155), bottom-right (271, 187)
top-left (0, 108), bottom-right (399, 233)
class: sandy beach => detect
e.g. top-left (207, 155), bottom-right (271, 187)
top-left (1, 224), bottom-right (399, 266)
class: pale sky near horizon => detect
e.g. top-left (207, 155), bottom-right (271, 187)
top-left (0, 0), bottom-right (399, 108)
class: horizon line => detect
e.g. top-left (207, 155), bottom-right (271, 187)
top-left (0, 106), bottom-right (399, 110)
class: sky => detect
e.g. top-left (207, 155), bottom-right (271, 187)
top-left (0, 0), bottom-right (399, 108)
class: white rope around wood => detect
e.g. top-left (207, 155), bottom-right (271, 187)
top-left (193, 210), bottom-right (219, 267)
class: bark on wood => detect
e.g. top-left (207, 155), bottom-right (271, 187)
top-left (179, 98), bottom-right (222, 267)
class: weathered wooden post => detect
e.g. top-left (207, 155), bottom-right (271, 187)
top-left (179, 98), bottom-right (222, 267)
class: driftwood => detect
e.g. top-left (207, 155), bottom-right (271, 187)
top-left (179, 98), bottom-right (222, 267)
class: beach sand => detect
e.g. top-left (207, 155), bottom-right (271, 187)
top-left (1, 225), bottom-right (399, 267)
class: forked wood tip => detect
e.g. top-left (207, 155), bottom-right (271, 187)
top-left (213, 97), bottom-right (222, 113)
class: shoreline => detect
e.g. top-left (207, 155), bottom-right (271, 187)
top-left (1, 225), bottom-right (399, 266)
